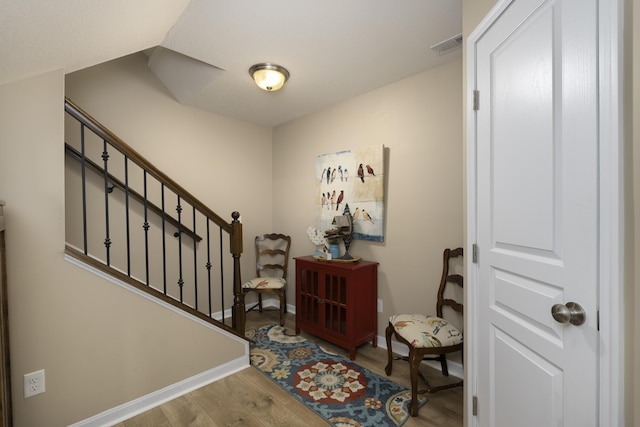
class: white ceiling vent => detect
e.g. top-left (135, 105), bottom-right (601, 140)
top-left (431, 33), bottom-right (463, 55)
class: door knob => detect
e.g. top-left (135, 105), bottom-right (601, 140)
top-left (551, 302), bottom-right (586, 326)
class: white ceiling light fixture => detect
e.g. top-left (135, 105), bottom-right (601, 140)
top-left (249, 63), bottom-right (290, 91)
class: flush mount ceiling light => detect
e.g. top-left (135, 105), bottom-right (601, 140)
top-left (249, 63), bottom-right (290, 91)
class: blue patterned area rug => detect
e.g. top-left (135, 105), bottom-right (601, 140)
top-left (247, 324), bottom-right (426, 427)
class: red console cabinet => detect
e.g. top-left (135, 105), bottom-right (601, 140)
top-left (295, 256), bottom-right (378, 360)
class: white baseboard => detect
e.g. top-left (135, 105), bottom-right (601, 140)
top-left (68, 357), bottom-right (249, 427)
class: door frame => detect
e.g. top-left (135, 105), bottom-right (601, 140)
top-left (464, 0), bottom-right (625, 426)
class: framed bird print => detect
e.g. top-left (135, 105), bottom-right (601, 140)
top-left (315, 145), bottom-right (385, 242)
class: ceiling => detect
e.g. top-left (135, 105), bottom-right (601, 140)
top-left (0, 0), bottom-right (462, 127)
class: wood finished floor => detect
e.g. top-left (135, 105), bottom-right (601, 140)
top-left (114, 311), bottom-right (463, 427)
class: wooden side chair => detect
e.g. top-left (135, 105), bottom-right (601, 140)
top-left (385, 247), bottom-right (464, 416)
top-left (242, 233), bottom-right (291, 326)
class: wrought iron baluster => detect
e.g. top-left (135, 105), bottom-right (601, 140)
top-left (219, 227), bottom-right (225, 324)
top-left (192, 207), bottom-right (198, 310)
top-left (161, 184), bottom-right (167, 295)
top-left (206, 219), bottom-right (212, 317)
top-left (142, 171), bottom-right (150, 284)
top-left (177, 196), bottom-right (184, 302)
top-left (102, 140), bottom-right (111, 265)
top-left (124, 156), bottom-right (131, 275)
top-left (80, 124), bottom-right (88, 255)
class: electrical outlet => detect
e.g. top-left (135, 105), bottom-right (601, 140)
top-left (377, 299), bottom-right (383, 313)
top-left (24, 369), bottom-right (45, 398)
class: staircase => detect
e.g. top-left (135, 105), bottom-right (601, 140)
top-left (63, 98), bottom-right (247, 337)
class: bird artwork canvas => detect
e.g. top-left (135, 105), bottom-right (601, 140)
top-left (315, 145), bottom-right (385, 242)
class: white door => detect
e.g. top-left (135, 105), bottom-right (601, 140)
top-left (471, 0), bottom-right (602, 426)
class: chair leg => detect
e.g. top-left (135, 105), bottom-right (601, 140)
top-left (278, 290), bottom-right (285, 326)
top-left (440, 354), bottom-right (450, 377)
top-left (283, 290), bottom-right (288, 314)
top-left (385, 324), bottom-right (394, 376)
top-left (408, 348), bottom-right (422, 417)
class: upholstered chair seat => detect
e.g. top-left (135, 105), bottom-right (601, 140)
top-left (243, 277), bottom-right (286, 290)
top-left (389, 313), bottom-right (463, 349)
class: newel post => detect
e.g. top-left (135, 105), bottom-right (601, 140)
top-left (230, 212), bottom-right (245, 335)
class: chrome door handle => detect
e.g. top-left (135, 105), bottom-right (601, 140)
top-left (551, 302), bottom-right (586, 326)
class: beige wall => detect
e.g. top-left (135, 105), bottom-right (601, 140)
top-left (65, 53), bottom-right (276, 299)
top-left (0, 69), bottom-right (247, 426)
top-left (64, 53), bottom-right (276, 315)
top-left (65, 53), bottom-right (274, 245)
top-left (0, 2), bottom-right (635, 426)
top-left (463, 0), bottom-right (637, 426)
top-left (273, 57), bottom-right (464, 336)
top-left (66, 48), bottom-right (465, 406)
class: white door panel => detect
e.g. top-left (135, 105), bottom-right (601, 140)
top-left (473, 0), bottom-right (599, 426)
top-left (490, 4), bottom-right (555, 252)
top-left (493, 328), bottom-right (564, 427)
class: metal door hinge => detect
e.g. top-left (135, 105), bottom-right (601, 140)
top-left (472, 243), bottom-right (479, 264)
top-left (473, 395), bottom-right (478, 416)
top-left (473, 90), bottom-right (480, 111)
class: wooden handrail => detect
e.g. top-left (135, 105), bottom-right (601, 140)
top-left (64, 98), bottom-right (232, 234)
top-left (65, 97), bottom-right (246, 336)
